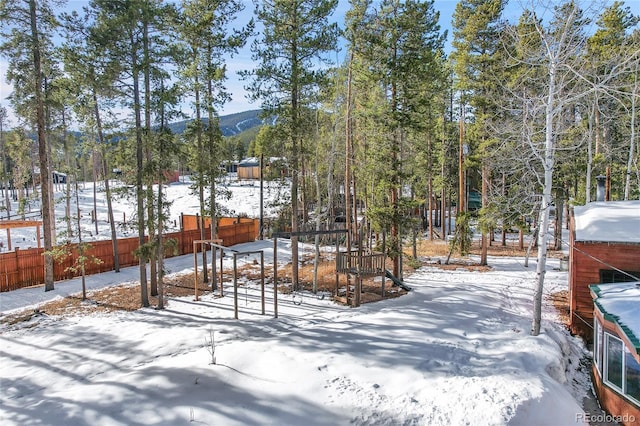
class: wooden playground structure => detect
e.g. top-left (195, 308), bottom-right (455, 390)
top-left (273, 229), bottom-right (396, 308)
top-left (191, 229), bottom-right (409, 319)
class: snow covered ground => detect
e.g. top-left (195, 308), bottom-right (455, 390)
top-left (0, 175), bottom-right (595, 425)
top-left (0, 240), bottom-right (592, 426)
top-left (0, 175), bottom-right (288, 251)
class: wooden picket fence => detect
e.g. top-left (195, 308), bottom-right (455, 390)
top-left (0, 216), bottom-right (259, 292)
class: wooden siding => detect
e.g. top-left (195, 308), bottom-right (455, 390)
top-left (237, 165), bottom-right (260, 180)
top-left (569, 213), bottom-right (640, 338)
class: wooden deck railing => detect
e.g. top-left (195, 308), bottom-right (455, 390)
top-left (336, 251), bottom-right (386, 276)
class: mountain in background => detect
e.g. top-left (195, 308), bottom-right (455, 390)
top-left (168, 109), bottom-right (264, 137)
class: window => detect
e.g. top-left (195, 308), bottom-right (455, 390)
top-left (625, 348), bottom-right (640, 404)
top-left (599, 269), bottom-right (640, 284)
top-left (594, 320), bottom-right (603, 372)
top-left (598, 326), bottom-right (640, 407)
top-left (605, 334), bottom-right (624, 391)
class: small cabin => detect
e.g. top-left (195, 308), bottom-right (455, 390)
top-left (237, 157), bottom-right (289, 180)
top-left (568, 201), bottom-right (640, 339)
top-left (590, 282), bottom-right (640, 425)
top-left (237, 158), bottom-right (260, 180)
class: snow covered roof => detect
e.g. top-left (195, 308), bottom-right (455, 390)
top-left (239, 157), bottom-right (260, 166)
top-left (590, 282), bottom-right (640, 356)
top-left (573, 201), bottom-right (640, 243)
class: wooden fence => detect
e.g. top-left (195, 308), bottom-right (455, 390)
top-left (0, 217), bottom-right (259, 292)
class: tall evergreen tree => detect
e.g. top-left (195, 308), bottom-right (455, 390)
top-left (587, 1), bottom-right (640, 201)
top-left (60, 7), bottom-right (123, 272)
top-left (178, 0), bottom-right (252, 287)
top-left (356, 0), bottom-right (445, 278)
top-left (90, 0), bottom-right (157, 306)
top-left (245, 0), bottom-right (339, 289)
top-left (0, 0), bottom-right (58, 290)
top-left (451, 0), bottom-right (506, 265)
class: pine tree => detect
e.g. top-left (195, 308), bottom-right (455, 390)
top-left (587, 2), bottom-right (640, 201)
top-left (245, 0), bottom-right (339, 289)
top-left (90, 0), bottom-right (155, 306)
top-left (355, 0), bottom-right (445, 278)
top-left (59, 8), bottom-right (123, 272)
top-left (178, 0), bottom-right (252, 287)
top-left (0, 0), bottom-right (58, 290)
top-left (451, 0), bottom-right (506, 265)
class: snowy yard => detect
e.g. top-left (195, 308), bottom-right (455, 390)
top-left (0, 176), bottom-right (288, 251)
top-left (0, 242), bottom-right (592, 426)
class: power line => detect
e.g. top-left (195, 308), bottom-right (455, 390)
top-left (559, 236), bottom-right (640, 282)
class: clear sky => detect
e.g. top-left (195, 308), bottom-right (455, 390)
top-left (0, 0), bottom-right (454, 128)
top-left (0, 0), bottom-right (622, 129)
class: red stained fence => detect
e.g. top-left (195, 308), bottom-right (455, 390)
top-left (0, 216), bottom-right (259, 292)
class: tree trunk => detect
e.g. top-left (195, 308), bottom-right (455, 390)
top-left (532, 62), bottom-right (557, 337)
top-left (157, 150), bottom-right (165, 309)
top-left (29, 0), bottom-right (54, 291)
top-left (93, 87), bottom-right (120, 272)
top-left (345, 52), bottom-right (354, 264)
top-left (131, 30), bottom-right (148, 307)
top-left (480, 163), bottom-right (488, 266)
top-left (207, 75), bottom-right (218, 250)
top-left (554, 192), bottom-right (564, 251)
top-left (143, 17), bottom-right (157, 297)
top-left (586, 98), bottom-right (595, 203)
top-left (0, 111), bottom-right (10, 219)
top-left (193, 68), bottom-right (208, 285)
top-left (92, 152), bottom-right (99, 235)
top-left (625, 71), bottom-right (637, 200)
top-left (428, 132), bottom-right (434, 241)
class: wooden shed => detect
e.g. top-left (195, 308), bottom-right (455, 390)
top-left (590, 282), bottom-right (640, 425)
top-left (237, 157), bottom-right (288, 180)
top-left (568, 201), bottom-right (640, 339)
top-left (237, 157), bottom-right (260, 180)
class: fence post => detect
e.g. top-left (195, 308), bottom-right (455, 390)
top-left (273, 237), bottom-right (278, 318)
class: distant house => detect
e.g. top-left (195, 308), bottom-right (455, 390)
top-left (237, 157), bottom-right (288, 180)
top-left (568, 200), bottom-right (640, 339)
top-left (52, 171), bottom-right (67, 184)
top-left (467, 189), bottom-right (481, 211)
top-left (222, 161), bottom-right (238, 173)
top-left (237, 158), bottom-right (260, 180)
top-left (590, 282), bottom-right (640, 424)
top-left (162, 170), bottom-right (180, 184)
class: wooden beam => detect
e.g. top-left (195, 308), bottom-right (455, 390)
top-left (0, 220), bottom-right (43, 251)
top-left (0, 220), bottom-right (43, 230)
